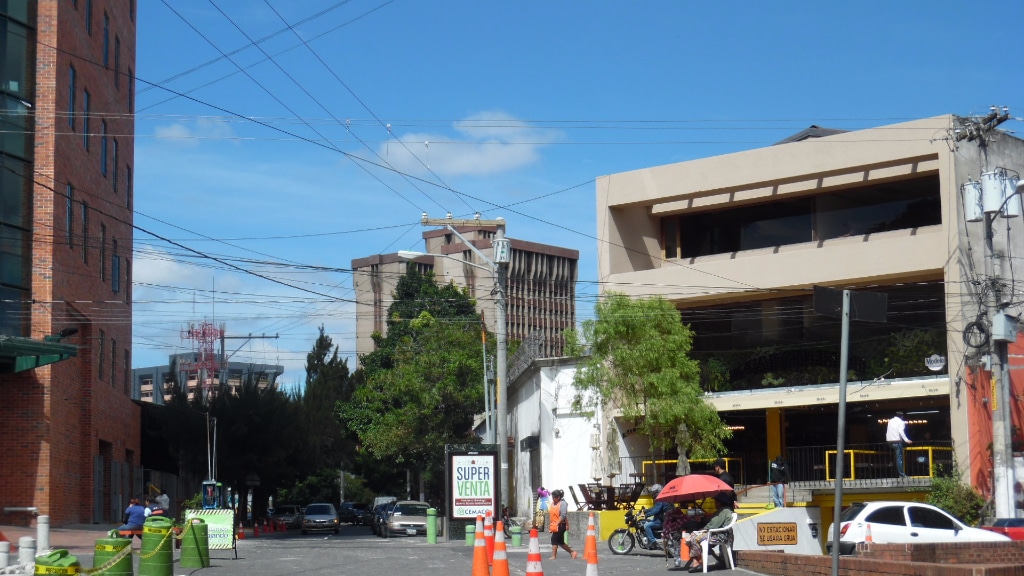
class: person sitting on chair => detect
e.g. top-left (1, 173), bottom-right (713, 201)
top-left (684, 492), bottom-right (735, 572)
top-left (642, 484), bottom-right (672, 544)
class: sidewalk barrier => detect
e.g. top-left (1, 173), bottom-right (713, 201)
top-left (510, 525), bottom-right (521, 548)
top-left (0, 540), bottom-right (9, 569)
top-left (179, 519), bottom-right (210, 569)
top-left (492, 522), bottom-right (509, 576)
top-left (33, 549), bottom-right (79, 575)
top-left (525, 529), bottom-right (543, 576)
top-left (37, 515), bottom-right (50, 553)
top-left (471, 516), bottom-right (488, 576)
top-left (427, 509), bottom-right (437, 544)
top-left (19, 536), bottom-right (35, 565)
top-left (484, 511), bottom-right (495, 566)
top-left (139, 516), bottom-right (173, 576)
top-left (465, 523), bottom-right (475, 547)
top-left (92, 531), bottom-right (132, 576)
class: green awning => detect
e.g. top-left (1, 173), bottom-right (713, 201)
top-left (0, 336), bottom-right (78, 373)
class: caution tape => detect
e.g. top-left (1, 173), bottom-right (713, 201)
top-left (78, 544), bottom-right (132, 575)
top-left (34, 567), bottom-right (78, 575)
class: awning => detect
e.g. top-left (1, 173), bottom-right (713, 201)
top-left (0, 336), bottom-right (78, 373)
top-left (704, 375), bottom-right (950, 412)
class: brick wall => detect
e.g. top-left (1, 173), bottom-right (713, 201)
top-left (0, 0), bottom-right (138, 527)
top-left (737, 543), bottom-right (1024, 576)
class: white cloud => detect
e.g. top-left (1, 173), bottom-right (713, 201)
top-left (152, 118), bottom-right (238, 147)
top-left (375, 111), bottom-right (562, 177)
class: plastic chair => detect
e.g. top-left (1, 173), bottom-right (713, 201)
top-left (699, 512), bottom-right (737, 573)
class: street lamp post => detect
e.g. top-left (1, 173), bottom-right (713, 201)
top-left (400, 213), bottom-right (512, 509)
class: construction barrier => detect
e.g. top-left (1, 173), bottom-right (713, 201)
top-left (33, 549), bottom-right (79, 575)
top-left (139, 516), bottom-right (173, 576)
top-left (179, 518), bottom-right (210, 569)
top-left (90, 531), bottom-right (131, 576)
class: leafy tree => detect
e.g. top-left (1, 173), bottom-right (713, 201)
top-left (301, 327), bottom-right (357, 471)
top-left (565, 292), bottom-right (730, 481)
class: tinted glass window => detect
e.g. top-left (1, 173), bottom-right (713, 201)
top-left (1, 19), bottom-right (31, 99)
top-left (838, 503), bottom-right (866, 522)
top-left (396, 504), bottom-right (428, 516)
top-left (864, 506), bottom-right (906, 527)
top-left (304, 505), bottom-right (333, 515)
top-left (908, 506), bottom-right (958, 530)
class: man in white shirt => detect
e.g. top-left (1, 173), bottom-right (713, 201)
top-left (885, 411), bottom-right (912, 478)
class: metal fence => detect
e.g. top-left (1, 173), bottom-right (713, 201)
top-left (786, 442), bottom-right (953, 483)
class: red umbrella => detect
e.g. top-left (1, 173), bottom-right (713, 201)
top-left (655, 474), bottom-right (734, 503)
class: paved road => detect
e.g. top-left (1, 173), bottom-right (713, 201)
top-left (192, 523), bottom-right (763, 576)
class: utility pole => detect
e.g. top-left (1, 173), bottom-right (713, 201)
top-left (957, 108), bottom-right (1018, 518)
top-left (419, 213), bottom-right (511, 508)
top-left (219, 330), bottom-right (280, 387)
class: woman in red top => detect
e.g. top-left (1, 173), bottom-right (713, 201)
top-left (547, 489), bottom-right (578, 560)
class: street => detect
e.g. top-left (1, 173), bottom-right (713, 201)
top-left (190, 523), bottom-right (762, 576)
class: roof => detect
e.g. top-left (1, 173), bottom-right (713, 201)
top-left (773, 125), bottom-right (850, 145)
top-left (0, 336), bottom-right (78, 373)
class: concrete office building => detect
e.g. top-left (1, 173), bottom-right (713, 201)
top-left (132, 353), bottom-right (284, 405)
top-left (596, 115), bottom-right (1024, 511)
top-left (352, 225), bottom-right (578, 362)
top-left (0, 1), bottom-right (137, 525)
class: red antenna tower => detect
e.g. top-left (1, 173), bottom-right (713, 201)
top-left (180, 321), bottom-right (225, 399)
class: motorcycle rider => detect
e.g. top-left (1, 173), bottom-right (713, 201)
top-left (642, 484), bottom-right (673, 545)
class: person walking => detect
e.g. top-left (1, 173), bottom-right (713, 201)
top-left (886, 411), bottom-right (912, 477)
top-left (769, 455), bottom-right (789, 508)
top-left (547, 489), bottom-right (578, 560)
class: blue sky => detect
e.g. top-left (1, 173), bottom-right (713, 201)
top-left (131, 0), bottom-right (1024, 386)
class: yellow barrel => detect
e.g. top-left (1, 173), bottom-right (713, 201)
top-left (178, 518), bottom-right (210, 568)
top-left (139, 516), bottom-right (174, 576)
top-left (34, 549), bottom-right (79, 575)
top-left (92, 532), bottom-right (132, 576)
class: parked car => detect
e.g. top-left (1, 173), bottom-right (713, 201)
top-left (359, 505), bottom-right (376, 527)
top-left (980, 518), bottom-right (1024, 540)
top-left (338, 502), bottom-right (369, 525)
top-left (270, 504), bottom-right (302, 530)
top-left (381, 500), bottom-right (431, 536)
top-left (301, 503), bottom-right (340, 535)
top-left (368, 502), bottom-right (390, 535)
top-left (826, 501), bottom-right (1010, 555)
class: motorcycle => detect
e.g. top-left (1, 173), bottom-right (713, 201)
top-left (607, 507), bottom-right (665, 555)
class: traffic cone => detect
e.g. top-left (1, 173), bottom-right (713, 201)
top-left (526, 528), bottom-right (544, 576)
top-left (583, 512), bottom-right (597, 563)
top-left (237, 525), bottom-right (245, 540)
top-left (472, 515), bottom-right (489, 576)
top-left (865, 523), bottom-right (873, 544)
top-left (584, 513), bottom-right (599, 575)
top-left (679, 533), bottom-right (690, 565)
top-left (253, 523), bottom-right (260, 537)
top-left (0, 529), bottom-right (15, 551)
top-left (484, 510), bottom-right (495, 566)
top-left (492, 521), bottom-right (510, 576)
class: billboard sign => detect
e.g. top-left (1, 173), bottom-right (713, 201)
top-left (446, 446), bottom-right (498, 520)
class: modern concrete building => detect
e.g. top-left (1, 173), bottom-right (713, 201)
top-left (596, 115), bottom-right (1024, 515)
top-left (352, 224), bottom-right (578, 361)
top-left (132, 353), bottom-right (284, 404)
top-left (0, 1), bottom-right (137, 526)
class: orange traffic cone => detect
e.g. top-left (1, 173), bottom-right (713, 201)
top-left (679, 532), bottom-right (690, 565)
top-left (492, 521), bottom-right (510, 576)
top-left (484, 510), bottom-right (495, 566)
top-left (253, 523), bottom-right (259, 537)
top-left (526, 528), bottom-right (544, 576)
top-left (472, 515), bottom-right (490, 576)
top-left (584, 513), bottom-right (599, 575)
top-left (865, 523), bottom-right (873, 544)
top-left (237, 525), bottom-right (245, 540)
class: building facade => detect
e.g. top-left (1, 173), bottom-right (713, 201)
top-left (352, 225), bottom-right (578, 362)
top-left (132, 353), bottom-right (284, 405)
top-left (0, 0), bottom-right (137, 526)
top-left (596, 115), bottom-right (1024, 510)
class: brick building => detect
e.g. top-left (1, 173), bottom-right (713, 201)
top-left (0, 1), bottom-right (137, 526)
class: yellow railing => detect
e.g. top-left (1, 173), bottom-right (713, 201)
top-left (824, 446), bottom-right (953, 481)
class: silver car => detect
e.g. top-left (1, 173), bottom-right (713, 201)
top-left (383, 501), bottom-right (431, 536)
top-left (301, 503), bottom-right (340, 535)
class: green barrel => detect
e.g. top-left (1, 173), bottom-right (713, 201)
top-left (139, 515), bottom-right (174, 576)
top-left (92, 532), bottom-right (132, 576)
top-left (465, 523), bottom-right (475, 546)
top-left (34, 549), bottom-right (79, 575)
top-left (178, 518), bottom-right (210, 568)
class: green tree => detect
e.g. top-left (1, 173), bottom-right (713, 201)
top-left (565, 292), bottom-right (730, 481)
top-left (301, 326), bottom-right (357, 472)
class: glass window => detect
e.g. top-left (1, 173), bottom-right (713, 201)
top-left (865, 505), bottom-right (907, 527)
top-left (85, 0), bottom-right (92, 34)
top-left (127, 67), bottom-right (133, 112)
top-left (65, 183), bottom-right (74, 246)
top-left (0, 225), bottom-right (25, 287)
top-left (98, 329), bottom-right (105, 379)
top-left (662, 217), bottom-right (679, 259)
top-left (67, 65), bottom-right (75, 129)
top-left (82, 89), bottom-right (89, 149)
top-left (124, 259), bottom-right (130, 303)
top-left (100, 121), bottom-right (107, 175)
top-left (0, 285), bottom-right (27, 336)
top-left (99, 224), bottom-right (106, 281)
top-left (102, 13), bottom-right (109, 67)
top-left (112, 139), bottom-right (118, 192)
top-left (81, 201), bottom-right (88, 262)
top-left (110, 337), bottom-right (116, 387)
top-left (124, 349), bottom-right (130, 395)
top-left (125, 165), bottom-right (132, 208)
top-left (1, 17), bottom-right (32, 100)
top-left (112, 239), bottom-right (120, 293)
top-left (114, 36), bottom-right (120, 88)
top-left (907, 506), bottom-right (958, 530)
top-left (0, 1), bottom-right (32, 24)
top-left (0, 155), bottom-right (28, 229)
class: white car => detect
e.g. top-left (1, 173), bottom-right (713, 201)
top-left (826, 501), bottom-right (1009, 555)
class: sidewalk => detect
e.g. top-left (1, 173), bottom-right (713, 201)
top-left (0, 523), bottom-right (115, 559)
